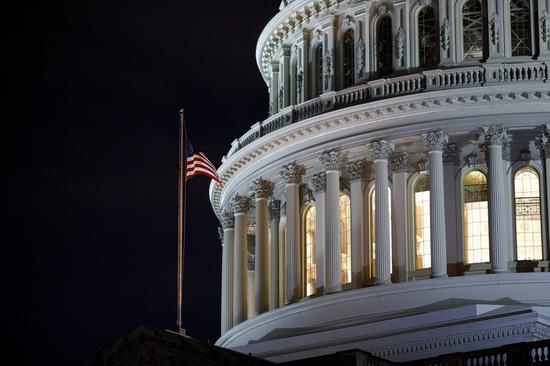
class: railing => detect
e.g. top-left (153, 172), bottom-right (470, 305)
top-left (225, 62), bottom-right (547, 159)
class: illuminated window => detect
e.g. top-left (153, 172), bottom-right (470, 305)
top-left (369, 187), bottom-right (392, 277)
top-left (280, 224), bottom-right (286, 305)
top-left (510, 0), bottom-right (532, 56)
top-left (340, 194), bottom-right (351, 284)
top-left (316, 43), bottom-right (324, 96)
top-left (514, 167), bottom-right (542, 260)
top-left (304, 206), bottom-right (316, 296)
top-left (377, 16), bottom-right (393, 76)
top-left (463, 171), bottom-right (490, 264)
top-left (343, 29), bottom-right (355, 88)
top-left (418, 6), bottom-right (439, 68)
top-left (462, 0), bottom-right (483, 60)
top-left (414, 175), bottom-right (431, 269)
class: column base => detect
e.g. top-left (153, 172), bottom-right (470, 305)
top-left (431, 273), bottom-right (448, 279)
top-left (489, 269), bottom-right (509, 274)
top-left (374, 279), bottom-right (392, 286)
top-left (326, 285), bottom-right (342, 294)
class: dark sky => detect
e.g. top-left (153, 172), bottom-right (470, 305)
top-left (8, 1), bottom-right (279, 364)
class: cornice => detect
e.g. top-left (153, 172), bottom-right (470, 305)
top-left (209, 85), bottom-right (550, 217)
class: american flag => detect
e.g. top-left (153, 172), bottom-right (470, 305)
top-left (185, 137), bottom-right (222, 184)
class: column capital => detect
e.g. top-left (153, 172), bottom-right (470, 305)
top-left (389, 152), bottom-right (409, 173)
top-left (221, 211), bottom-right (235, 229)
top-left (311, 172), bottom-right (327, 193)
top-left (366, 140), bottom-right (394, 160)
top-left (268, 200), bottom-right (281, 221)
top-left (502, 142), bottom-right (512, 161)
top-left (536, 125), bottom-right (550, 157)
top-left (346, 160), bottom-right (368, 182)
top-left (319, 150), bottom-right (346, 171)
top-left (250, 178), bottom-right (274, 199)
top-left (233, 195), bottom-right (252, 214)
top-left (483, 125), bottom-right (507, 146)
top-left (422, 130), bottom-right (449, 152)
top-left (443, 143), bottom-right (459, 165)
top-left (279, 162), bottom-right (306, 185)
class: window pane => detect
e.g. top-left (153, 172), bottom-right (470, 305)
top-left (317, 44), bottom-right (324, 96)
top-left (515, 167), bottom-right (542, 260)
top-left (340, 195), bottom-right (351, 284)
top-left (463, 171), bottom-right (490, 264)
top-left (462, 0), bottom-right (483, 60)
top-left (343, 29), bottom-right (355, 88)
top-left (510, 0), bottom-right (532, 56)
top-left (414, 175), bottom-right (431, 269)
top-left (377, 16), bottom-right (393, 76)
top-left (418, 6), bottom-right (439, 67)
top-left (305, 207), bottom-right (316, 295)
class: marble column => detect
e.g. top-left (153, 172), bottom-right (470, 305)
top-left (389, 153), bottom-right (408, 283)
top-left (311, 173), bottom-right (327, 294)
top-left (484, 126), bottom-right (509, 273)
top-left (220, 211), bottom-right (235, 334)
top-left (537, 126), bottom-right (550, 260)
top-left (251, 179), bottom-right (274, 315)
top-left (232, 195), bottom-right (251, 325)
top-left (347, 161), bottom-right (367, 289)
top-left (320, 150), bottom-right (345, 293)
top-left (443, 144), bottom-right (460, 275)
top-left (502, 143), bottom-right (515, 263)
top-left (366, 140), bottom-right (394, 285)
top-left (422, 130), bottom-right (449, 279)
top-left (279, 162), bottom-right (306, 303)
top-left (268, 200), bottom-right (280, 310)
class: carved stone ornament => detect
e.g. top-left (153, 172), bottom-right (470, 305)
top-left (536, 125), bottom-right (550, 157)
top-left (389, 152), bottom-right (408, 173)
top-left (357, 39), bottom-right (366, 76)
top-left (300, 184), bottom-right (314, 205)
top-left (540, 11), bottom-right (550, 44)
top-left (221, 210), bottom-right (235, 229)
top-left (324, 52), bottom-right (332, 74)
top-left (394, 27), bottom-right (405, 63)
top-left (315, 29), bottom-right (323, 42)
top-left (366, 140), bottom-right (395, 160)
top-left (377, 4), bottom-right (388, 16)
top-left (440, 18), bottom-right (450, 51)
top-left (279, 162), bottom-right (306, 184)
top-left (464, 152), bottom-right (479, 167)
top-left (311, 172), bottom-right (327, 193)
top-left (248, 253), bottom-right (255, 271)
top-left (279, 87), bottom-right (284, 110)
top-left (297, 70), bottom-right (304, 100)
top-left (340, 175), bottom-right (351, 191)
top-left (483, 125), bottom-right (507, 146)
top-left (347, 160), bottom-right (368, 181)
top-left (502, 142), bottom-right (511, 161)
top-left (443, 143), bottom-right (459, 165)
top-left (281, 201), bottom-right (286, 216)
top-left (319, 150), bottom-right (345, 171)
top-left (233, 195), bottom-right (252, 214)
top-left (489, 13), bottom-right (500, 47)
top-left (417, 157), bottom-right (429, 171)
top-left (250, 178), bottom-right (274, 199)
top-left (343, 15), bottom-right (354, 28)
top-left (422, 130), bottom-right (449, 151)
top-left (268, 200), bottom-right (281, 221)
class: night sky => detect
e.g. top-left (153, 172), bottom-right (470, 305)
top-left (8, 1), bottom-right (279, 364)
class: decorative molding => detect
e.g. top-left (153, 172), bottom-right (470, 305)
top-left (366, 140), bottom-right (394, 160)
top-left (541, 10), bottom-right (549, 44)
top-left (464, 152), bottom-right (479, 167)
top-left (311, 172), bottom-right (327, 193)
top-left (440, 18), bottom-right (450, 51)
top-left (502, 142), bottom-right (511, 161)
top-left (489, 13), bottom-right (500, 47)
top-left (357, 38), bottom-right (366, 77)
top-left (268, 199), bottom-right (281, 221)
top-left (221, 211), bottom-right (235, 229)
top-left (339, 175), bottom-right (351, 191)
top-left (536, 125), bottom-right (550, 157)
top-left (250, 178), bottom-right (274, 199)
top-left (417, 157), bottom-right (429, 171)
top-left (279, 162), bottom-right (306, 184)
top-left (422, 130), bottom-right (449, 152)
top-left (389, 152), bottom-right (408, 173)
top-left (247, 253), bottom-right (255, 271)
top-left (319, 150), bottom-right (346, 171)
top-left (233, 195), bottom-right (252, 214)
top-left (483, 125), bottom-right (507, 146)
top-left (324, 52), bottom-right (332, 90)
top-left (394, 27), bottom-right (405, 63)
top-left (300, 184), bottom-right (314, 204)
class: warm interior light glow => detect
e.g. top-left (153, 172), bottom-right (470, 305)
top-left (340, 195), bottom-right (351, 284)
top-left (305, 206), bottom-right (316, 296)
top-left (463, 170), bottom-right (490, 264)
top-left (414, 175), bottom-right (431, 269)
top-left (514, 167), bottom-right (542, 260)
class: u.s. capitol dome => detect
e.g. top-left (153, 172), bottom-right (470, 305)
top-left (210, 0), bottom-right (550, 363)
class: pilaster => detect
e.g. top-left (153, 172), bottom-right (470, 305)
top-left (536, 126), bottom-right (550, 260)
top-left (321, 16), bottom-right (337, 93)
top-left (443, 144), bottom-right (459, 275)
top-left (486, 0), bottom-right (506, 62)
top-left (311, 172), bottom-right (327, 294)
top-left (268, 200), bottom-right (281, 310)
top-left (538, 2), bottom-right (550, 60)
top-left (270, 62), bottom-right (280, 115)
top-left (348, 160), bottom-right (367, 288)
top-left (392, 0), bottom-right (409, 70)
top-left (438, 0), bottom-right (453, 64)
top-left (389, 152), bottom-right (408, 283)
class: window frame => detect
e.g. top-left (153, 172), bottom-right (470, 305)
top-left (455, 0), bottom-right (486, 63)
top-left (411, 2), bottom-right (440, 69)
top-left (504, 0), bottom-right (536, 59)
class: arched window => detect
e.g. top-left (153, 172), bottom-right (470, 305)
top-left (369, 187), bottom-right (392, 276)
top-left (463, 171), bottom-right (490, 264)
top-left (343, 29), bottom-right (355, 88)
top-left (414, 175), bottom-right (431, 269)
top-left (315, 43), bottom-right (324, 97)
top-left (340, 194), bottom-right (352, 283)
top-left (304, 206), bottom-right (316, 296)
top-left (462, 0), bottom-right (483, 60)
top-left (514, 167), bottom-right (542, 260)
top-left (510, 0), bottom-right (533, 56)
top-left (418, 6), bottom-right (439, 68)
top-left (377, 16), bottom-right (393, 76)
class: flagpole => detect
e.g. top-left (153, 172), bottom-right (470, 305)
top-left (177, 108), bottom-right (188, 336)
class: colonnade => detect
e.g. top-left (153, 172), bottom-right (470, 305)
top-left (219, 126), bottom-right (550, 334)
